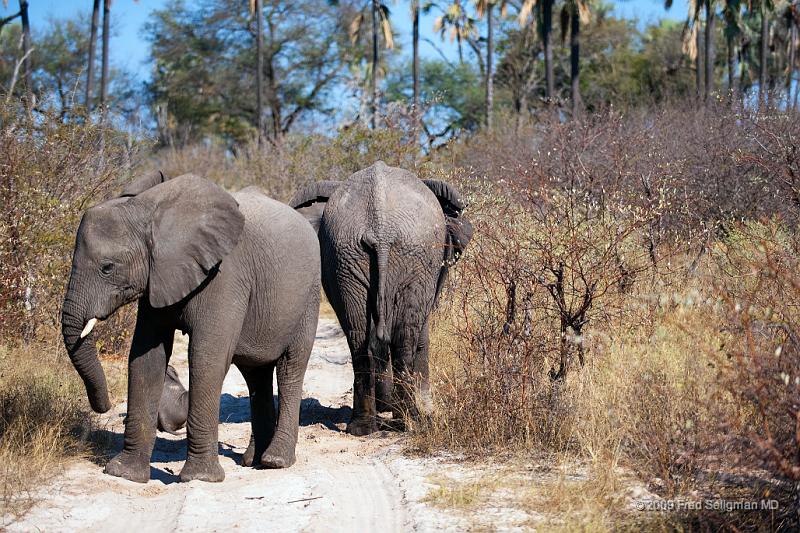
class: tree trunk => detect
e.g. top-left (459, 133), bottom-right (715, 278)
top-left (86, 0), bottom-right (100, 111)
top-left (543, 0), bottom-right (554, 101)
top-left (100, 0), bottom-right (111, 109)
top-left (19, 0), bottom-right (31, 102)
top-left (740, 44), bottom-right (750, 107)
top-left (570, 3), bottom-right (581, 116)
top-left (371, 0), bottom-right (379, 129)
top-left (787, 19), bottom-right (796, 107)
top-left (696, 20), bottom-right (704, 101)
top-left (727, 33), bottom-right (735, 99)
top-left (760, 4), bottom-right (769, 108)
top-left (255, 0), bottom-right (264, 143)
top-left (704, 0), bottom-right (715, 100)
top-left (412, 0), bottom-right (420, 111)
top-left (485, 2), bottom-right (493, 129)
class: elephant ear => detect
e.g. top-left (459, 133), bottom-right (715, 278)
top-left (289, 180), bottom-right (340, 232)
top-left (138, 174), bottom-right (245, 308)
top-left (120, 171), bottom-right (168, 197)
top-left (423, 179), bottom-right (473, 264)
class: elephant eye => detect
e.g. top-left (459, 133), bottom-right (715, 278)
top-left (100, 263), bottom-right (115, 275)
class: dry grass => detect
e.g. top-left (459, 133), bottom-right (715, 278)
top-left (0, 343), bottom-right (105, 524)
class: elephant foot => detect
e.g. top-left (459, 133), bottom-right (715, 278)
top-left (241, 435), bottom-right (267, 467)
top-left (179, 455), bottom-right (225, 482)
top-left (260, 438), bottom-right (296, 469)
top-left (347, 416), bottom-right (378, 436)
top-left (104, 452), bottom-right (150, 483)
top-left (242, 439), bottom-right (257, 467)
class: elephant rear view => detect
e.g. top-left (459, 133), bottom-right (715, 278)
top-left (291, 161), bottom-right (472, 435)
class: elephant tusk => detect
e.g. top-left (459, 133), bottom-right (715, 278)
top-left (80, 318), bottom-right (98, 339)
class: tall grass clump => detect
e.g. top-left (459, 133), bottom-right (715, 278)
top-left (0, 343), bottom-right (94, 525)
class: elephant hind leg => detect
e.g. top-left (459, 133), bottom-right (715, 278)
top-left (240, 363), bottom-right (276, 467)
top-left (373, 341), bottom-right (393, 414)
top-left (261, 304), bottom-right (317, 468)
top-left (346, 329), bottom-right (379, 436)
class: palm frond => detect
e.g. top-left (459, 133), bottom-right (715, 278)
top-left (518, 0), bottom-right (538, 26)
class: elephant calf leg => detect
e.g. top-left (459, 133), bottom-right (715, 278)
top-left (240, 364), bottom-right (276, 467)
top-left (261, 346), bottom-right (309, 468)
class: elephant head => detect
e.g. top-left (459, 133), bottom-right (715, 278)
top-left (61, 174), bottom-right (244, 413)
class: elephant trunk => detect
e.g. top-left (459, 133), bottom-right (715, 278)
top-left (61, 292), bottom-right (112, 414)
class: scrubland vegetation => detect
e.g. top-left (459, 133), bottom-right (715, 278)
top-left (420, 105), bottom-right (800, 529)
top-left (4, 95), bottom-right (800, 529)
top-left (4, 0), bottom-right (800, 528)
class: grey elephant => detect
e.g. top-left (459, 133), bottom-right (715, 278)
top-left (61, 173), bottom-right (320, 483)
top-left (290, 161), bottom-right (472, 435)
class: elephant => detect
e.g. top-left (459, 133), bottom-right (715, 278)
top-left (290, 161), bottom-right (472, 436)
top-left (157, 365), bottom-right (188, 435)
top-left (61, 173), bottom-right (320, 483)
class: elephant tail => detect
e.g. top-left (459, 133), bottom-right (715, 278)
top-left (362, 231), bottom-right (391, 344)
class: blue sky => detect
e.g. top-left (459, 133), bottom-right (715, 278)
top-left (1, 0), bottom-right (689, 82)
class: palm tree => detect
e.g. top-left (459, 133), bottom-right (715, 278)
top-left (250, 0), bottom-right (264, 141)
top-left (754, 0), bottom-right (774, 107)
top-left (86, 0), bottom-right (100, 110)
top-left (723, 0), bottom-right (743, 98)
top-left (787, 3), bottom-right (798, 107)
top-left (412, 0), bottom-right (421, 109)
top-left (99, 0), bottom-right (110, 109)
top-left (562, 0), bottom-right (590, 115)
top-left (705, 0), bottom-right (717, 99)
top-left (433, 1), bottom-right (479, 65)
top-left (349, 1), bottom-right (394, 128)
top-left (19, 0), bottom-right (31, 101)
top-left (520, 0), bottom-right (555, 101)
top-left (474, 1), bottom-right (509, 128)
top-left (668, 0), bottom-right (704, 99)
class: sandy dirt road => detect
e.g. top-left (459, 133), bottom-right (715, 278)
top-left (8, 318), bottom-right (463, 533)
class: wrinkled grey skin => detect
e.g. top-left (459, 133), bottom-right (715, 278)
top-left (291, 161), bottom-right (472, 436)
top-left (157, 365), bottom-right (188, 435)
top-left (61, 174), bottom-right (320, 483)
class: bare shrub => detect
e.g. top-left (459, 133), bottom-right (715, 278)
top-left (711, 221), bottom-right (800, 495)
top-left (0, 101), bottom-right (141, 348)
top-left (420, 104), bottom-right (800, 527)
top-left (149, 123), bottom-right (422, 201)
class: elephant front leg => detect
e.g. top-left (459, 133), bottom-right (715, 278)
top-left (105, 306), bottom-right (173, 483)
top-left (347, 330), bottom-right (379, 436)
top-left (179, 334), bottom-right (232, 483)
